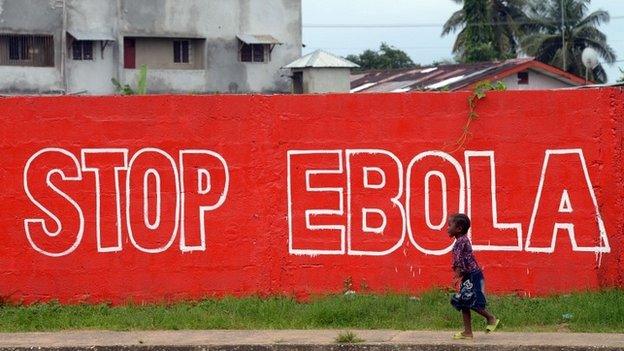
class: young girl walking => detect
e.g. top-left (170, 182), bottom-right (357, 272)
top-left (447, 213), bottom-right (500, 339)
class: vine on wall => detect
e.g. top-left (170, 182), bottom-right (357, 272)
top-left (446, 80), bottom-right (506, 154)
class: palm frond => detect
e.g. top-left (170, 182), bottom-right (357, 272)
top-left (442, 10), bottom-right (466, 36)
top-left (577, 10), bottom-right (610, 28)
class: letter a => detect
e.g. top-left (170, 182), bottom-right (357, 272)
top-left (525, 149), bottom-right (609, 253)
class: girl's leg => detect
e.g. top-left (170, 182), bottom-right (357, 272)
top-left (462, 308), bottom-right (473, 336)
top-left (474, 308), bottom-right (497, 325)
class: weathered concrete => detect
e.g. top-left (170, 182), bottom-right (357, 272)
top-left (0, 0), bottom-right (63, 93)
top-left (300, 67), bottom-right (352, 93)
top-left (0, 0), bottom-right (302, 94)
top-left (0, 330), bottom-right (622, 351)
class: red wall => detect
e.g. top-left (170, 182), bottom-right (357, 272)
top-left (1, 89), bottom-right (623, 304)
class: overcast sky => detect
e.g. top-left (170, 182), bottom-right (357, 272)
top-left (302, 0), bottom-right (624, 82)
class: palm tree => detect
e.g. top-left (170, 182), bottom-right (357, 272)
top-left (522, 0), bottom-right (616, 82)
top-left (442, 0), bottom-right (530, 62)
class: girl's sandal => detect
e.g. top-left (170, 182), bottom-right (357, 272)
top-left (485, 319), bottom-right (501, 333)
top-left (452, 332), bottom-right (474, 340)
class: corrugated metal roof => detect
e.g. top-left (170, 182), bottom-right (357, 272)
top-left (237, 34), bottom-right (282, 45)
top-left (350, 58), bottom-right (585, 92)
top-left (67, 30), bottom-right (116, 41)
top-left (284, 50), bottom-right (359, 69)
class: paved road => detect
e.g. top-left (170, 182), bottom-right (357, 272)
top-left (0, 330), bottom-right (623, 350)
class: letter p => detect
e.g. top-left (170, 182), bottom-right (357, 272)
top-left (179, 150), bottom-right (229, 252)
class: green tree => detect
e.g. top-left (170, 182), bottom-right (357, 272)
top-left (522, 0), bottom-right (616, 83)
top-left (346, 43), bottom-right (418, 70)
top-left (619, 68), bottom-right (624, 83)
top-left (443, 0), bottom-right (529, 62)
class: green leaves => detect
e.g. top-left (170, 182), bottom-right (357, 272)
top-left (443, 0), bottom-right (530, 63)
top-left (444, 0), bottom-right (616, 81)
top-left (111, 65), bottom-right (149, 95)
top-left (346, 43), bottom-right (418, 70)
top-left (522, 0), bottom-right (615, 83)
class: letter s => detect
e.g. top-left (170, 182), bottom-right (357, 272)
top-left (24, 148), bottom-right (84, 257)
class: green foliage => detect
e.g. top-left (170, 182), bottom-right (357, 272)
top-left (136, 65), bottom-right (148, 94)
top-left (346, 43), bottom-right (418, 70)
top-left (0, 290), bottom-right (623, 332)
top-left (111, 65), bottom-right (148, 95)
top-left (111, 78), bottom-right (134, 95)
top-left (432, 58), bottom-right (457, 66)
top-left (443, 0), bottom-right (529, 63)
top-left (443, 0), bottom-right (616, 81)
top-left (448, 80), bottom-right (507, 153)
top-left (463, 0), bottom-right (499, 62)
top-left (522, 0), bottom-right (615, 83)
top-left (618, 68), bottom-right (624, 83)
top-left (335, 331), bottom-right (364, 344)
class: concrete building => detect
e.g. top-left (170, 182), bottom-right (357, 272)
top-left (284, 50), bottom-right (359, 94)
top-left (0, 0), bottom-right (302, 95)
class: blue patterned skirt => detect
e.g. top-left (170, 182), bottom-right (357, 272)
top-left (450, 269), bottom-right (488, 311)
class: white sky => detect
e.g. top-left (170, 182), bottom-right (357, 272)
top-left (302, 0), bottom-right (624, 82)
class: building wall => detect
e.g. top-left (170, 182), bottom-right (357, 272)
top-left (125, 68), bottom-right (209, 93)
top-left (65, 0), bottom-right (117, 95)
top-left (1, 89), bottom-right (623, 304)
top-left (119, 0), bottom-right (302, 93)
top-left (303, 68), bottom-right (352, 93)
top-left (133, 38), bottom-right (204, 70)
top-left (0, 0), bottom-right (302, 94)
top-left (502, 69), bottom-right (573, 90)
top-left (66, 43), bottom-right (117, 94)
top-left (0, 0), bottom-right (63, 93)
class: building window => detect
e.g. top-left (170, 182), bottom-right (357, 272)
top-left (240, 43), bottom-right (267, 63)
top-left (173, 40), bottom-right (190, 63)
top-left (9, 36), bottom-right (28, 60)
top-left (124, 37), bottom-right (204, 70)
top-left (517, 71), bottom-right (529, 85)
top-left (72, 40), bottom-right (93, 60)
top-left (1, 34), bottom-right (54, 67)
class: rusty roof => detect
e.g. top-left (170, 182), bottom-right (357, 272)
top-left (350, 58), bottom-right (587, 93)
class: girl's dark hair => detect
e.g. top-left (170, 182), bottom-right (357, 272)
top-left (450, 213), bottom-right (471, 234)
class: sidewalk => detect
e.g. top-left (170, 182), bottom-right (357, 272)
top-left (1, 330), bottom-right (623, 350)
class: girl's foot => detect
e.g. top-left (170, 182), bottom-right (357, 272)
top-left (486, 318), bottom-right (501, 333)
top-left (452, 331), bottom-right (474, 339)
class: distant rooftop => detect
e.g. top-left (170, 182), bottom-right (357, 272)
top-left (284, 50), bottom-right (359, 69)
top-left (350, 57), bottom-right (587, 93)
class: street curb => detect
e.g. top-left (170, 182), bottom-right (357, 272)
top-left (0, 345), bottom-right (620, 351)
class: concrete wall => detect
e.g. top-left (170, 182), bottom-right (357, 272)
top-left (133, 38), bottom-right (204, 70)
top-left (502, 69), bottom-right (572, 90)
top-left (302, 68), bottom-right (352, 93)
top-left (65, 0), bottom-right (117, 95)
top-left (0, 0), bottom-right (302, 94)
top-left (125, 68), bottom-right (209, 93)
top-left (0, 0), bottom-right (63, 93)
top-left (66, 43), bottom-right (117, 95)
top-left (119, 0), bottom-right (301, 93)
top-left (1, 89), bottom-right (623, 304)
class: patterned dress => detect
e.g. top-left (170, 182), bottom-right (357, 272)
top-left (450, 235), bottom-right (487, 311)
top-left (452, 235), bottom-right (480, 275)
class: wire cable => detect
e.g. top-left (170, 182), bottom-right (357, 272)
top-left (303, 15), bottom-right (624, 28)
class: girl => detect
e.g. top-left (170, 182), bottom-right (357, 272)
top-left (447, 213), bottom-right (500, 339)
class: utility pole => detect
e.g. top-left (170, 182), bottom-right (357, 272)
top-left (61, 0), bottom-right (68, 94)
top-left (561, 0), bottom-right (566, 71)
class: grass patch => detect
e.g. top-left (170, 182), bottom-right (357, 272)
top-left (335, 331), bottom-right (364, 343)
top-left (0, 290), bottom-right (623, 332)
